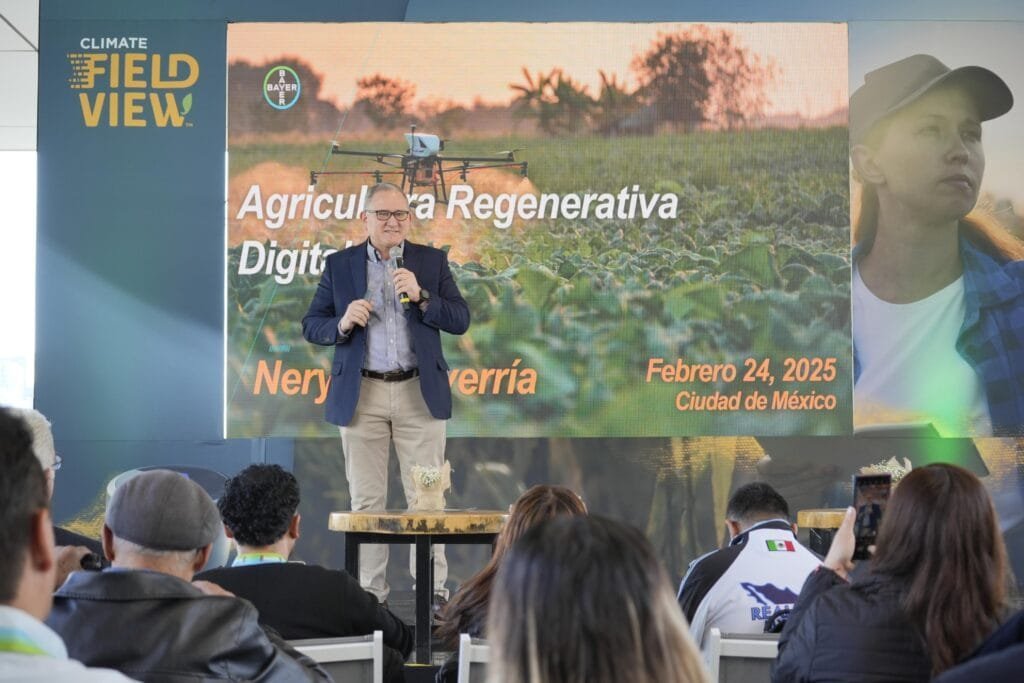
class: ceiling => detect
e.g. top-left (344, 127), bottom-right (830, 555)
top-left (0, 0), bottom-right (38, 151)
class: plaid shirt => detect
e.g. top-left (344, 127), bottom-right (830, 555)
top-left (854, 232), bottom-right (1024, 435)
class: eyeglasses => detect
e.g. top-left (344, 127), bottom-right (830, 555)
top-left (52, 454), bottom-right (62, 472)
top-left (369, 209), bottom-right (410, 221)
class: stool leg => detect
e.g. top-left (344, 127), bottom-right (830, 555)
top-left (345, 535), bottom-right (360, 579)
top-left (809, 528), bottom-right (834, 556)
top-left (415, 537), bottom-right (431, 663)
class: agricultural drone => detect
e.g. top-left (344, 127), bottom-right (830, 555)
top-left (309, 125), bottom-right (528, 202)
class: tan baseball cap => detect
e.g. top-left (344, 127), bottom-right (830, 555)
top-left (850, 54), bottom-right (1012, 145)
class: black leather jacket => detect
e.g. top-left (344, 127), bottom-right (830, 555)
top-left (47, 569), bottom-right (330, 682)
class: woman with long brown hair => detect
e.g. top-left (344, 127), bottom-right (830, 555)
top-left (434, 485), bottom-right (586, 681)
top-left (850, 54), bottom-right (1024, 436)
top-left (772, 463), bottom-right (1008, 681)
top-left (486, 515), bottom-right (710, 683)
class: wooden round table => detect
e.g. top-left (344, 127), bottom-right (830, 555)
top-left (329, 509), bottom-right (508, 663)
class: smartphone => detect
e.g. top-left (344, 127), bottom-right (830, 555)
top-left (851, 473), bottom-right (891, 560)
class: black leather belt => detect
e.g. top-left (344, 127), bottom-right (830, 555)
top-left (361, 368), bottom-right (419, 382)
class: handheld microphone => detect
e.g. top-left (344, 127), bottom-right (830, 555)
top-left (389, 246), bottom-right (411, 309)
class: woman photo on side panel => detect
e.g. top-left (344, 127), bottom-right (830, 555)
top-left (851, 53), bottom-right (1024, 437)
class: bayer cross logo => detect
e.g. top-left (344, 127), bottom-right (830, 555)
top-left (263, 66), bottom-right (301, 110)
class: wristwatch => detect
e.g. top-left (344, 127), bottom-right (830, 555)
top-left (419, 289), bottom-right (431, 303)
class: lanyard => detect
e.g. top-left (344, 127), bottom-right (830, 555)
top-left (0, 627), bottom-right (48, 656)
top-left (232, 552), bottom-right (287, 567)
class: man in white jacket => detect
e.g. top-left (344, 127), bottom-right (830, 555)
top-left (0, 407), bottom-right (132, 682)
top-left (677, 482), bottom-right (820, 654)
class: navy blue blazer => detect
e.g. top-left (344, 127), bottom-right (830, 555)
top-left (302, 240), bottom-right (470, 426)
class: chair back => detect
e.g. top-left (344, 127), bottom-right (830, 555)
top-left (291, 630), bottom-right (383, 683)
top-left (706, 628), bottom-right (779, 683)
top-left (456, 633), bottom-right (489, 683)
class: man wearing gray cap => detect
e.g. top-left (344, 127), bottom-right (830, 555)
top-left (46, 470), bottom-right (329, 682)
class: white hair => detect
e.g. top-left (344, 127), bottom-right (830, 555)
top-left (111, 536), bottom-right (201, 571)
top-left (8, 408), bottom-right (56, 469)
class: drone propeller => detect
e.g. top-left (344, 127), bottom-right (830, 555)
top-left (311, 125), bottom-right (528, 206)
top-left (489, 148), bottom-right (523, 162)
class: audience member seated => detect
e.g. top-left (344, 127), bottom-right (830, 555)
top-left (487, 515), bottom-right (710, 683)
top-left (677, 482), bottom-right (819, 653)
top-left (10, 407), bottom-right (104, 582)
top-left (434, 484), bottom-right (586, 683)
top-left (46, 469), bottom-right (329, 682)
top-left (0, 407), bottom-right (131, 682)
top-left (196, 464), bottom-right (412, 683)
top-left (933, 608), bottom-right (1024, 683)
top-left (772, 463), bottom-right (1008, 682)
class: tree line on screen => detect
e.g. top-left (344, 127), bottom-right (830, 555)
top-left (226, 25), bottom-right (852, 437)
top-left (229, 26), bottom-right (779, 138)
top-left (511, 26), bottom-right (777, 134)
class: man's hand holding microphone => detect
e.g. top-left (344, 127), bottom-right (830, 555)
top-left (390, 246), bottom-right (421, 306)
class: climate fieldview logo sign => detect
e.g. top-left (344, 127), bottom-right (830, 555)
top-left (68, 36), bottom-right (198, 128)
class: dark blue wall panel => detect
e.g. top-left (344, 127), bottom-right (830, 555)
top-left (35, 1), bottom-right (408, 523)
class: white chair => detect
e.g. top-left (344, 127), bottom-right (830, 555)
top-left (291, 630), bottom-right (383, 683)
top-left (706, 628), bottom-right (779, 683)
top-left (456, 633), bottom-right (490, 683)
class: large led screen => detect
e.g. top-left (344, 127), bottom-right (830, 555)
top-left (226, 23), bottom-right (851, 437)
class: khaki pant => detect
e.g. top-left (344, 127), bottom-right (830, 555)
top-left (341, 376), bottom-right (448, 601)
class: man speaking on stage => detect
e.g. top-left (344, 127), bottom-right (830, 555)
top-left (303, 182), bottom-right (470, 608)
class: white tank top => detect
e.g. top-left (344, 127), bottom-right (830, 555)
top-left (853, 265), bottom-right (992, 436)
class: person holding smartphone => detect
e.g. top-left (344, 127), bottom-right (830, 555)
top-left (771, 464), bottom-right (1008, 682)
top-left (852, 474), bottom-right (891, 560)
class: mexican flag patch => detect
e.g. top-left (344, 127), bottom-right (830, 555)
top-left (766, 540), bottom-right (795, 552)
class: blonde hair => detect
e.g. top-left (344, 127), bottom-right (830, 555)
top-left (436, 484), bottom-right (587, 648)
top-left (853, 181), bottom-right (1024, 261)
top-left (486, 516), bottom-right (710, 683)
